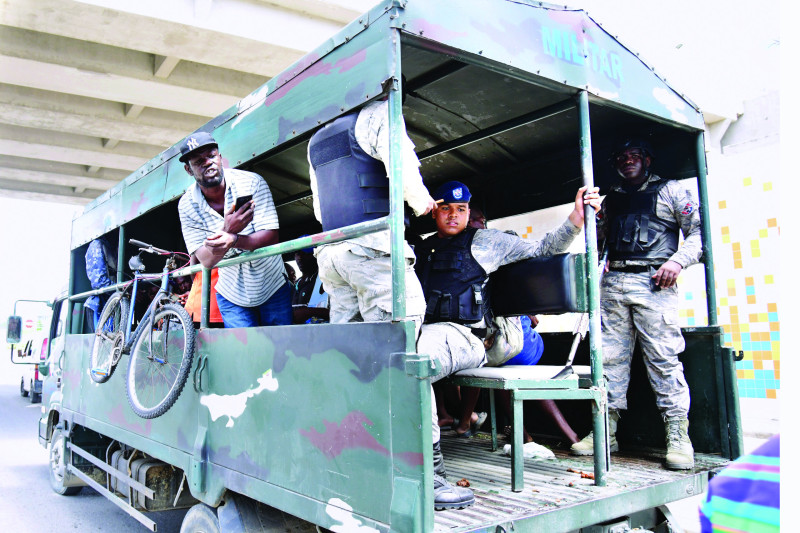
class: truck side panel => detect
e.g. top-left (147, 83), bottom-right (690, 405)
top-left (59, 321), bottom-right (429, 530)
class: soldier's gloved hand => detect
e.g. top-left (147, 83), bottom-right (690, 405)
top-left (652, 260), bottom-right (682, 288)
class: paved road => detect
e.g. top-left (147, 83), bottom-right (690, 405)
top-left (1, 348), bottom-right (777, 533)
top-left (0, 372), bottom-right (188, 532)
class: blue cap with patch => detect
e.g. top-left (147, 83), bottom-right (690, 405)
top-left (434, 181), bottom-right (471, 204)
top-left (297, 235), bottom-right (314, 255)
top-left (179, 131), bottom-right (218, 163)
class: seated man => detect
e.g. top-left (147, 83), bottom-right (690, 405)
top-left (292, 247), bottom-right (329, 324)
top-left (177, 132), bottom-right (292, 328)
top-left (495, 315), bottom-right (579, 446)
top-left (416, 180), bottom-right (600, 510)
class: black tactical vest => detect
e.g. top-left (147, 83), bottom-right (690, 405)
top-left (308, 112), bottom-right (390, 231)
top-left (414, 227), bottom-right (490, 325)
top-left (605, 178), bottom-right (680, 263)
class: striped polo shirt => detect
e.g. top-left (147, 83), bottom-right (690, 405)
top-left (178, 168), bottom-right (285, 308)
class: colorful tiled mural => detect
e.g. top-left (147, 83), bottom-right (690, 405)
top-left (706, 154), bottom-right (780, 399)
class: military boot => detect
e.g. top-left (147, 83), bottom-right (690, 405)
top-left (431, 442), bottom-right (474, 510)
top-left (664, 416), bottom-right (694, 470)
top-left (570, 409), bottom-right (620, 456)
top-left (433, 441), bottom-right (447, 478)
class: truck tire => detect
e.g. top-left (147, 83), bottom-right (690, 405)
top-left (48, 428), bottom-right (82, 496)
top-left (30, 382), bottom-right (41, 403)
top-left (180, 503), bottom-right (220, 533)
top-left (20, 377), bottom-right (28, 397)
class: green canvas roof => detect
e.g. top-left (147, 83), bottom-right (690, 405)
top-left (71, 0), bottom-right (704, 249)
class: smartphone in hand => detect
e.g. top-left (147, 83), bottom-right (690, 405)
top-left (234, 194), bottom-right (253, 211)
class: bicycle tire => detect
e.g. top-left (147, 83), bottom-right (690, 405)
top-left (90, 293), bottom-right (130, 384)
top-left (126, 302), bottom-right (195, 419)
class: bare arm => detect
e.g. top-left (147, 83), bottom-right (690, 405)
top-left (195, 229), bottom-right (280, 269)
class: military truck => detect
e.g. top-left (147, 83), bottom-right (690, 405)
top-left (13, 1), bottom-right (742, 531)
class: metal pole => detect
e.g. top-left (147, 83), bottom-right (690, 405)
top-left (11, 299), bottom-right (52, 315)
top-left (696, 132), bottom-right (718, 326)
top-left (201, 267), bottom-right (211, 329)
top-left (578, 90), bottom-right (607, 484)
top-left (388, 33), bottom-right (406, 322)
top-left (117, 225), bottom-right (126, 284)
top-left (389, 26), bottom-right (433, 531)
top-left (66, 249), bottom-right (76, 336)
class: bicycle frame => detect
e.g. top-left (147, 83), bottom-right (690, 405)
top-left (123, 262), bottom-right (176, 357)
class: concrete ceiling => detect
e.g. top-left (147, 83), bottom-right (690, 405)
top-left (0, 0), bottom-right (375, 205)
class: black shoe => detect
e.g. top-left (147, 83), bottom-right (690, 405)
top-left (434, 474), bottom-right (475, 510)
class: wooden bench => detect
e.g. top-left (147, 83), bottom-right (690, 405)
top-left (445, 253), bottom-right (607, 492)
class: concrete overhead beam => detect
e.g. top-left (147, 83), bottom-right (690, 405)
top-left (0, 153), bottom-right (129, 181)
top-left (0, 178), bottom-right (96, 205)
top-left (0, 84), bottom-right (208, 134)
top-left (0, 188), bottom-right (93, 205)
top-left (124, 104), bottom-right (146, 119)
top-left (0, 0), bottom-right (315, 77)
top-left (0, 55), bottom-right (240, 117)
top-left (0, 167), bottom-right (118, 191)
top-left (1, 26), bottom-right (267, 98)
top-left (154, 55), bottom-right (181, 79)
top-left (259, 0), bottom-right (374, 24)
top-left (0, 139), bottom-right (148, 171)
top-left (0, 102), bottom-right (189, 147)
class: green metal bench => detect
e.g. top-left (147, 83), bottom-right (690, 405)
top-left (445, 253), bottom-right (607, 492)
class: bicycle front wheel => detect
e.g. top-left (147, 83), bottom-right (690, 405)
top-left (126, 303), bottom-right (195, 419)
top-left (90, 293), bottom-right (129, 384)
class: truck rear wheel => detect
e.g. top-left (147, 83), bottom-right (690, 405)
top-left (180, 503), bottom-right (220, 533)
top-left (48, 428), bottom-right (82, 496)
top-left (30, 380), bottom-right (41, 403)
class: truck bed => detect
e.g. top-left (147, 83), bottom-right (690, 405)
top-left (435, 432), bottom-right (728, 532)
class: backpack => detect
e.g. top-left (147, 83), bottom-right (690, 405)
top-left (483, 315), bottom-right (524, 366)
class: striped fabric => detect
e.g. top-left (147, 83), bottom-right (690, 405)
top-left (700, 435), bottom-right (780, 533)
top-left (178, 168), bottom-right (285, 307)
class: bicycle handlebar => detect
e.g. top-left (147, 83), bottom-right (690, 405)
top-left (129, 239), bottom-right (170, 255)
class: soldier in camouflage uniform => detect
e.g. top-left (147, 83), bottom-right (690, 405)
top-left (416, 180), bottom-right (600, 509)
top-left (570, 139), bottom-right (702, 470)
top-left (308, 99), bottom-right (436, 334)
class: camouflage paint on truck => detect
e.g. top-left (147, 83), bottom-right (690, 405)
top-left (57, 321), bottom-right (430, 531)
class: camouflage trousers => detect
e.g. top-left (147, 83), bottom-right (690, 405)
top-left (417, 322), bottom-right (488, 443)
top-left (601, 270), bottom-right (690, 419)
top-left (316, 242), bottom-right (425, 334)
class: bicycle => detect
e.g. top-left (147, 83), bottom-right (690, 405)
top-left (90, 239), bottom-right (196, 419)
